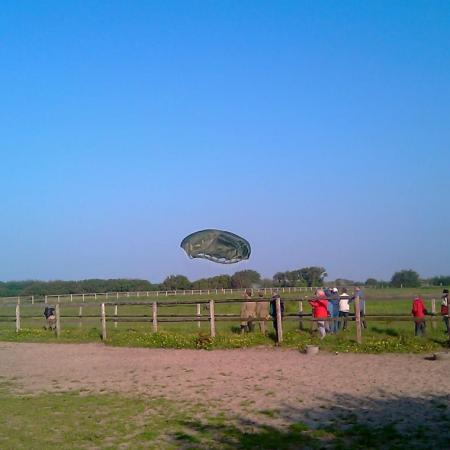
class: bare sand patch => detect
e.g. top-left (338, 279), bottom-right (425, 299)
top-left (1, 342), bottom-right (449, 431)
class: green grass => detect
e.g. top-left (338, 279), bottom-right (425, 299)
top-left (0, 287), bottom-right (448, 353)
top-left (0, 381), bottom-right (447, 449)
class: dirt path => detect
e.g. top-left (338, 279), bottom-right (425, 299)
top-left (1, 343), bottom-right (449, 430)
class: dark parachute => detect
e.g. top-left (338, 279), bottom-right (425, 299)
top-left (180, 229), bottom-right (251, 264)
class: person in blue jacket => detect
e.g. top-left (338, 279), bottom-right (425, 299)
top-left (329, 288), bottom-right (340, 333)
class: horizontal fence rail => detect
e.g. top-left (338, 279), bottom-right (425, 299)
top-left (4, 296), bottom-right (450, 345)
top-left (0, 287), bottom-right (321, 305)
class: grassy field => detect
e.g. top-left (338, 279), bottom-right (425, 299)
top-left (0, 288), bottom-right (448, 353)
top-left (1, 287), bottom-right (449, 449)
top-left (1, 380), bottom-right (446, 450)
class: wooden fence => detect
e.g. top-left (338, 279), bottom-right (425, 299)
top-left (0, 286), bottom-right (319, 306)
top-left (4, 297), bottom-right (450, 345)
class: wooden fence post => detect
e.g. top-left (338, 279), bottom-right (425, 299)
top-left (298, 300), bottom-right (304, 330)
top-left (101, 303), bottom-right (106, 340)
top-left (79, 306), bottom-right (83, 328)
top-left (114, 305), bottom-right (118, 328)
top-left (276, 296), bottom-right (283, 343)
top-left (196, 303), bottom-right (201, 328)
top-left (152, 302), bottom-right (158, 333)
top-left (209, 300), bottom-right (216, 338)
top-left (431, 298), bottom-right (436, 330)
top-left (55, 304), bottom-right (61, 338)
top-left (82, 294), bottom-right (85, 302)
top-left (354, 295), bottom-right (362, 344)
top-left (15, 303), bottom-right (20, 332)
top-left (31, 295), bottom-right (34, 305)
top-left (45, 295), bottom-right (48, 304)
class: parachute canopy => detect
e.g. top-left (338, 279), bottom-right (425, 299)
top-left (180, 229), bottom-right (251, 264)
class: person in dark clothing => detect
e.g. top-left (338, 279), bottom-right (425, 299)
top-left (269, 293), bottom-right (284, 342)
top-left (44, 306), bottom-right (56, 330)
top-left (441, 289), bottom-right (449, 334)
top-left (329, 288), bottom-right (340, 333)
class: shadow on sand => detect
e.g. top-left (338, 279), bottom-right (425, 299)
top-left (171, 392), bottom-right (450, 449)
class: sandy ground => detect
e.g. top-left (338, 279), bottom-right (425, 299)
top-left (1, 342), bottom-right (449, 432)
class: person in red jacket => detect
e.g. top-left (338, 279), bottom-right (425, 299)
top-left (412, 296), bottom-right (428, 336)
top-left (309, 289), bottom-right (329, 339)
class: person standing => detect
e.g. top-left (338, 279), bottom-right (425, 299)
top-left (44, 305), bottom-right (56, 330)
top-left (441, 289), bottom-right (449, 334)
top-left (412, 296), bottom-right (427, 336)
top-left (329, 288), bottom-right (340, 333)
top-left (338, 288), bottom-right (351, 330)
top-left (308, 289), bottom-right (329, 339)
top-left (323, 287), bottom-right (333, 333)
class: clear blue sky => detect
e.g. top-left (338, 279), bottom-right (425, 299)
top-left (1, 1), bottom-right (449, 283)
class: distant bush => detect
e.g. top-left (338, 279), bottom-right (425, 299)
top-left (390, 270), bottom-right (421, 288)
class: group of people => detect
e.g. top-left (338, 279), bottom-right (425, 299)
top-left (308, 287), bottom-right (365, 339)
top-left (240, 287), bottom-right (365, 341)
top-left (411, 288), bottom-right (449, 336)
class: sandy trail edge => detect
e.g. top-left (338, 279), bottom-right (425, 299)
top-left (1, 342), bottom-right (449, 430)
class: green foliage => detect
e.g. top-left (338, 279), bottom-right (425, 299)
top-left (0, 279), bottom-right (154, 297)
top-left (195, 332), bottom-right (214, 349)
top-left (365, 278), bottom-right (378, 287)
top-left (192, 275), bottom-right (232, 290)
top-left (230, 270), bottom-right (261, 288)
top-left (391, 269), bottom-right (421, 288)
top-left (333, 278), bottom-right (356, 287)
top-left (429, 275), bottom-right (450, 286)
top-left (273, 267), bottom-right (327, 287)
top-left (162, 274), bottom-right (192, 290)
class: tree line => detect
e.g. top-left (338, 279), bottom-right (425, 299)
top-left (0, 268), bottom-right (448, 297)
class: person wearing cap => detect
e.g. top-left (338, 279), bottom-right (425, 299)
top-left (338, 288), bottom-right (351, 330)
top-left (412, 296), bottom-right (428, 336)
top-left (441, 289), bottom-right (449, 333)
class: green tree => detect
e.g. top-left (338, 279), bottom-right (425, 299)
top-left (274, 267), bottom-right (326, 287)
top-left (191, 275), bottom-right (232, 290)
top-left (429, 275), bottom-right (450, 286)
top-left (390, 270), bottom-right (421, 288)
top-left (365, 278), bottom-right (378, 287)
top-left (162, 275), bottom-right (192, 290)
top-left (231, 270), bottom-right (261, 288)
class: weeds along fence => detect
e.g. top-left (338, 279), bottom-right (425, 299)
top-left (4, 297), bottom-right (450, 345)
top-left (0, 287), bottom-right (319, 306)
